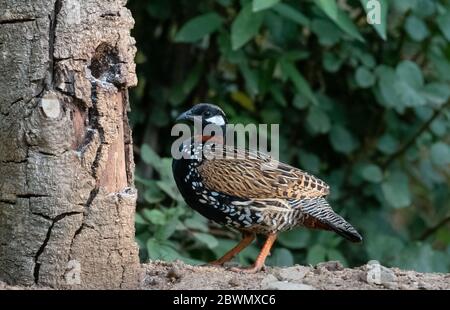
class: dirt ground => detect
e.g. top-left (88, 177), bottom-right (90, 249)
top-left (141, 260), bottom-right (450, 290)
top-left (1, 260), bottom-right (449, 290)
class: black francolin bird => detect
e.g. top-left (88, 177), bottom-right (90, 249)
top-left (172, 103), bottom-right (362, 273)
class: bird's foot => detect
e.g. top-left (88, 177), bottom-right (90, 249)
top-left (229, 264), bottom-right (265, 274)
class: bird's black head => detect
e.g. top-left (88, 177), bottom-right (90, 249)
top-left (175, 103), bottom-right (228, 128)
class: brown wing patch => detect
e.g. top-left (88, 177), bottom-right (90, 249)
top-left (198, 145), bottom-right (329, 200)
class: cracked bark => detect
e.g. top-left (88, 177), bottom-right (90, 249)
top-left (0, 0), bottom-right (141, 288)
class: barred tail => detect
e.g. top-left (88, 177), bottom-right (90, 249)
top-left (293, 197), bottom-right (363, 243)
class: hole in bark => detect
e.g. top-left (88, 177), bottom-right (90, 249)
top-left (89, 43), bottom-right (122, 87)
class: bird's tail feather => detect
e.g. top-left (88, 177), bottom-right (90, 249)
top-left (298, 197), bottom-right (363, 243)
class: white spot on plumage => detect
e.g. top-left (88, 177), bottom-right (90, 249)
top-left (231, 201), bottom-right (252, 206)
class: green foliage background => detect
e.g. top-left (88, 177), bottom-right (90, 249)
top-left (127, 0), bottom-right (450, 272)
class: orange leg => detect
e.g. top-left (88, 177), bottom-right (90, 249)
top-left (231, 233), bottom-right (277, 273)
top-left (207, 232), bottom-right (255, 266)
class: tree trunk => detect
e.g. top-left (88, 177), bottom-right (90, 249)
top-left (0, 0), bottom-right (141, 288)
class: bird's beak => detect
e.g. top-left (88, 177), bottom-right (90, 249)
top-left (175, 110), bottom-right (195, 123)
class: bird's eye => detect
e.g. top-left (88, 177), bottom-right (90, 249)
top-left (204, 111), bottom-right (211, 117)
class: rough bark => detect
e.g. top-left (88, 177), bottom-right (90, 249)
top-left (0, 0), bottom-right (141, 288)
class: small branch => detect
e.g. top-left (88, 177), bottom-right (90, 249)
top-left (381, 102), bottom-right (450, 169)
top-left (418, 216), bottom-right (450, 241)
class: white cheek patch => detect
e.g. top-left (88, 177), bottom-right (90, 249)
top-left (206, 115), bottom-right (225, 126)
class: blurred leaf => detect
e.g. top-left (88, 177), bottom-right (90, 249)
top-left (283, 50), bottom-right (310, 62)
top-left (141, 143), bottom-right (161, 166)
top-left (182, 64), bottom-right (203, 96)
top-left (366, 233), bottom-right (405, 262)
top-left (332, 9), bottom-right (365, 42)
top-left (396, 243), bottom-right (448, 273)
top-left (396, 60), bottom-right (424, 89)
top-left (231, 90), bottom-right (256, 112)
top-left (316, 0), bottom-right (338, 20)
top-left (299, 151), bottom-right (321, 174)
top-left (231, 3), bottom-right (264, 50)
top-left (184, 214), bottom-right (209, 233)
top-left (270, 86), bottom-right (287, 107)
top-left (211, 238), bottom-right (238, 257)
top-left (155, 217), bottom-right (180, 240)
top-left (404, 15), bottom-right (429, 42)
top-left (396, 82), bottom-right (426, 107)
top-left (147, 238), bottom-right (180, 261)
top-left (267, 248), bottom-right (294, 266)
top-left (193, 232), bottom-right (219, 249)
top-left (157, 180), bottom-right (183, 201)
top-left (143, 209), bottom-right (166, 225)
top-left (316, 0), bottom-right (366, 42)
top-left (358, 53), bottom-right (376, 68)
top-left (430, 142), bottom-right (450, 166)
top-left (361, 164), bottom-right (383, 183)
top-left (437, 12), bottom-right (450, 41)
top-left (252, 0), bottom-right (280, 12)
top-left (175, 13), bottom-right (223, 42)
top-left (292, 93), bottom-right (309, 110)
top-left (329, 125), bottom-right (359, 154)
top-left (355, 66), bottom-right (376, 88)
top-left (272, 3), bottom-right (309, 27)
top-left (279, 59), bottom-right (318, 106)
top-left (169, 64), bottom-right (203, 106)
top-left (323, 52), bottom-right (343, 73)
top-left (327, 249), bottom-right (348, 267)
top-left (381, 171), bottom-right (411, 208)
top-left (261, 107), bottom-right (282, 124)
top-left (216, 0), bottom-right (232, 6)
top-left (421, 83), bottom-right (450, 106)
top-left (311, 19), bottom-right (342, 46)
top-left (146, 1), bottom-right (171, 19)
top-left (239, 62), bottom-right (259, 96)
top-left (135, 213), bottom-right (147, 225)
top-left (135, 175), bottom-right (155, 187)
top-left (158, 158), bottom-right (176, 181)
top-left (306, 106), bottom-right (331, 134)
top-left (376, 65), bottom-right (399, 107)
top-left (143, 186), bottom-right (165, 204)
top-left (395, 61), bottom-right (426, 107)
top-left (377, 134), bottom-right (398, 155)
top-left (360, 0), bottom-right (388, 40)
top-left (278, 229), bottom-right (311, 249)
top-left (412, 0), bottom-right (436, 18)
top-left (429, 54), bottom-right (450, 82)
top-left (391, 0), bottom-right (415, 14)
top-left (306, 244), bottom-right (327, 265)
